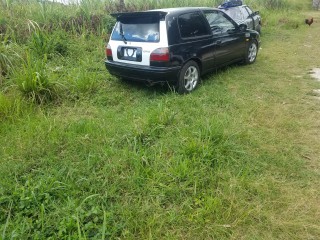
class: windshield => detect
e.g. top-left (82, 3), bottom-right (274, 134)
top-left (111, 16), bottom-right (160, 43)
top-left (222, 7), bottom-right (245, 21)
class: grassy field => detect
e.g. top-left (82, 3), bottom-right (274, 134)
top-left (1, 0), bottom-right (320, 239)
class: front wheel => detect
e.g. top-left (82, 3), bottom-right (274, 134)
top-left (176, 61), bottom-right (200, 94)
top-left (245, 40), bottom-right (258, 64)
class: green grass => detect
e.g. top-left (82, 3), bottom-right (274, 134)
top-left (1, 0), bottom-right (320, 239)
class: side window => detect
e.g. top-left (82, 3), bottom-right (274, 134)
top-left (205, 11), bottom-right (220, 26)
top-left (205, 11), bottom-right (236, 34)
top-left (178, 12), bottom-right (210, 38)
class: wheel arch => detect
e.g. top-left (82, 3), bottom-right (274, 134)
top-left (186, 57), bottom-right (202, 75)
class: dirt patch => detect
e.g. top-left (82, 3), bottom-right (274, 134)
top-left (310, 68), bottom-right (320, 81)
top-left (312, 89), bottom-right (320, 100)
top-left (309, 68), bottom-right (320, 100)
top-left (313, 89), bottom-right (320, 94)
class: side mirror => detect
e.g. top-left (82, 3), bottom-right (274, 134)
top-left (238, 24), bottom-right (247, 32)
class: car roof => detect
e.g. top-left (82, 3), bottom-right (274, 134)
top-left (219, 5), bottom-right (248, 9)
top-left (150, 7), bottom-right (218, 13)
top-left (111, 7), bottom-right (220, 19)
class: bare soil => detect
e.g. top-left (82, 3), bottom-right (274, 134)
top-left (310, 68), bottom-right (320, 81)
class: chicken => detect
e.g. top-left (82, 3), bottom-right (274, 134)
top-left (305, 17), bottom-right (314, 26)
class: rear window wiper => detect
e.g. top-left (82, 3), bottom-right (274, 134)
top-left (119, 23), bottom-right (127, 44)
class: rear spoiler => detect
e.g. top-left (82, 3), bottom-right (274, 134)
top-left (110, 11), bottom-right (167, 21)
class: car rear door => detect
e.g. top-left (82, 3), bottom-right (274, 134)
top-left (173, 11), bottom-right (215, 71)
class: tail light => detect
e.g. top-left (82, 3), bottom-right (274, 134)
top-left (150, 47), bottom-right (170, 62)
top-left (106, 44), bottom-right (113, 60)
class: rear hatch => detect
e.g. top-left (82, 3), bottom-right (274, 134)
top-left (108, 11), bottom-right (169, 66)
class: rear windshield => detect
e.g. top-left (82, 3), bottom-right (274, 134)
top-left (111, 16), bottom-right (160, 43)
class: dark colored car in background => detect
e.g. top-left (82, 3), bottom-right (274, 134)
top-left (105, 7), bottom-right (260, 93)
top-left (219, 4), bottom-right (262, 33)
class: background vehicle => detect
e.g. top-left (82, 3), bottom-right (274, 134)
top-left (219, 4), bottom-right (262, 33)
top-left (105, 7), bottom-right (260, 93)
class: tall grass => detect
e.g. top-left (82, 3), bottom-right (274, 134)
top-left (12, 52), bottom-right (56, 103)
top-left (0, 92), bottom-right (33, 120)
top-left (0, 45), bottom-right (13, 80)
top-left (0, 38), bottom-right (21, 85)
top-left (28, 20), bottom-right (55, 57)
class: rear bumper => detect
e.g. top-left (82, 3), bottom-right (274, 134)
top-left (105, 60), bottom-right (181, 83)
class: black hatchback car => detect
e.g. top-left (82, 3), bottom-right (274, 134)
top-left (105, 7), bottom-right (260, 93)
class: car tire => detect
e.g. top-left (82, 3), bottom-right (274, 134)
top-left (245, 40), bottom-right (258, 64)
top-left (176, 60), bottom-right (200, 94)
